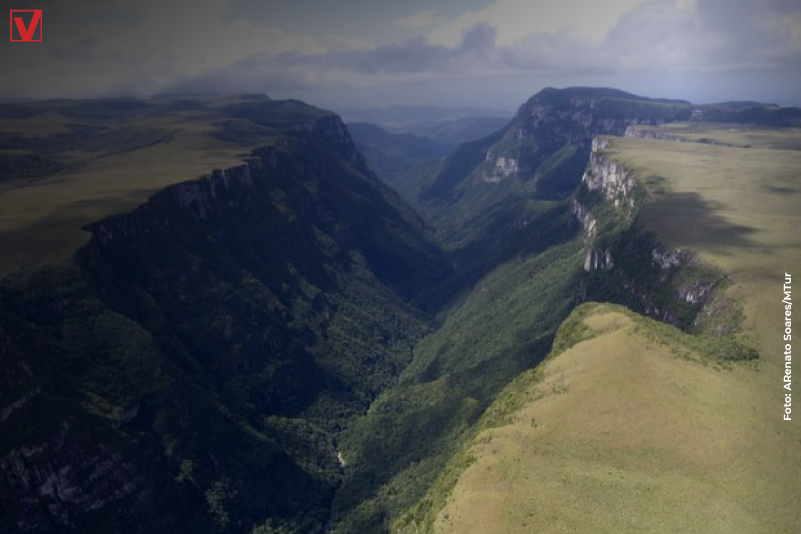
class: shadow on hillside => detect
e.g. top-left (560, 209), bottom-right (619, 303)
top-left (761, 184), bottom-right (798, 195)
top-left (419, 201), bottom-right (579, 310)
top-left (643, 191), bottom-right (758, 254)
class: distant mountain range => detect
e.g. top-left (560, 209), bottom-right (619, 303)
top-left (338, 105), bottom-right (513, 147)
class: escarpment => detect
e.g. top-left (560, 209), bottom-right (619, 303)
top-left (580, 138), bottom-right (637, 210)
top-left (0, 117), bottom-right (451, 533)
top-left (573, 136), bottom-right (735, 332)
top-left (419, 87), bottom-right (692, 239)
top-left (624, 125), bottom-right (690, 142)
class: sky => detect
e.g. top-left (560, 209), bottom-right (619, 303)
top-left (1, 0), bottom-right (800, 110)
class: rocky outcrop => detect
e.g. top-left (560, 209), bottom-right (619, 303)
top-left (581, 138), bottom-right (636, 211)
top-left (652, 247), bottom-right (685, 269)
top-left (481, 154), bottom-right (519, 183)
top-left (624, 125), bottom-right (689, 142)
top-left (571, 199), bottom-right (597, 239)
top-left (575, 135), bottom-right (728, 331)
top-left (1, 418), bottom-right (149, 532)
top-left (294, 115), bottom-right (361, 162)
top-left (584, 248), bottom-right (614, 271)
top-left (0, 387), bottom-right (40, 424)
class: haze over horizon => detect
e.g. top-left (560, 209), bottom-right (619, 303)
top-left (1, 0), bottom-right (800, 110)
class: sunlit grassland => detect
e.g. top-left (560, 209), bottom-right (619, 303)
top-left (630, 121), bottom-right (801, 150)
top-left (0, 107), bottom-right (264, 275)
top-left (604, 124), bottom-right (801, 365)
top-left (428, 304), bottom-right (799, 534)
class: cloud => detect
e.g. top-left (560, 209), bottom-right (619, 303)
top-left (694, 0), bottom-right (801, 69)
top-left (396, 9), bottom-right (439, 29)
top-left (0, 0), bottom-right (372, 99)
top-left (597, 0), bottom-right (801, 72)
top-left (165, 23), bottom-right (502, 95)
top-left (425, 0), bottom-right (647, 47)
top-left (0, 0), bottom-right (798, 105)
top-left (171, 0), bottom-right (801, 95)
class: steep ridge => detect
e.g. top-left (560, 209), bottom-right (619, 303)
top-left (574, 138), bottom-right (738, 332)
top-left (408, 87), bottom-right (692, 309)
top-left (327, 89), bottom-right (723, 532)
top-left (346, 123), bottom-right (450, 209)
top-left (414, 304), bottom-right (779, 534)
top-left (419, 87), bottom-right (690, 232)
top-left (0, 101), bottom-right (450, 533)
top-left (396, 122), bottom-right (801, 533)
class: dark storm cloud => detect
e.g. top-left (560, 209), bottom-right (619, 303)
top-left (168, 0), bottom-right (801, 98)
top-left (165, 23), bottom-right (502, 94)
top-left (343, 23), bottom-right (497, 73)
top-left (222, 0), bottom-right (493, 41)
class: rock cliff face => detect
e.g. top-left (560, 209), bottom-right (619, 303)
top-left (293, 115), bottom-right (362, 162)
top-left (419, 87), bottom-right (691, 239)
top-left (574, 137), bottom-right (636, 272)
top-left (85, 163), bottom-right (256, 247)
top-left (580, 138), bottom-right (637, 211)
top-left (1, 419), bottom-right (148, 531)
top-left (483, 89), bottom-right (687, 184)
top-left (0, 114), bottom-right (451, 533)
top-left (480, 153), bottom-right (519, 183)
top-left (584, 247), bottom-right (614, 271)
top-left (574, 136), bottom-right (725, 330)
top-left (515, 88), bottom-right (682, 146)
top-left (570, 198), bottom-right (597, 239)
top-left (624, 125), bottom-right (689, 142)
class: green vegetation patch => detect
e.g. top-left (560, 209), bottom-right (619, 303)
top-left (399, 300), bottom-right (758, 533)
top-left (210, 119), bottom-right (282, 145)
top-left (0, 153), bottom-right (76, 181)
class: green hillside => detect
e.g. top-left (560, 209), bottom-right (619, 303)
top-left (346, 122), bottom-right (449, 206)
top-left (0, 96), bottom-right (450, 533)
top-left (408, 303), bottom-right (796, 533)
top-left (325, 88), bottom-right (725, 532)
top-left (397, 122), bottom-right (801, 533)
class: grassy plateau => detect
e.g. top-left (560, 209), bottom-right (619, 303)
top-left (0, 96), bottom-right (327, 275)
